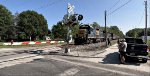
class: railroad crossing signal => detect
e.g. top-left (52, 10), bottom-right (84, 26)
top-left (65, 3), bottom-right (83, 54)
top-left (71, 15), bottom-right (76, 21)
top-left (68, 14), bottom-right (83, 27)
top-left (78, 15), bottom-right (83, 21)
top-left (68, 3), bottom-right (74, 14)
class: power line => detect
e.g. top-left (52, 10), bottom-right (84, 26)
top-left (108, 0), bottom-right (121, 11)
top-left (107, 0), bottom-right (132, 16)
top-left (34, 0), bottom-right (63, 11)
top-left (138, 10), bottom-right (144, 26)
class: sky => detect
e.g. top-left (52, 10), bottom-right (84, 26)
top-left (0, 0), bottom-right (149, 34)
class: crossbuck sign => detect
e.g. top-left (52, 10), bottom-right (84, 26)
top-left (68, 3), bottom-right (74, 14)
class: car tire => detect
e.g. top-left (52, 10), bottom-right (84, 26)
top-left (142, 58), bottom-right (147, 63)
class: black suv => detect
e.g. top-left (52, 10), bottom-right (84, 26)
top-left (125, 37), bottom-right (148, 63)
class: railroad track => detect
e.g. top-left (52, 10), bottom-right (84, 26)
top-left (60, 42), bottom-right (105, 49)
top-left (59, 40), bottom-right (117, 52)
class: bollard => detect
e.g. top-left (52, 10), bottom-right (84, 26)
top-left (11, 39), bottom-right (13, 45)
top-left (65, 48), bottom-right (70, 53)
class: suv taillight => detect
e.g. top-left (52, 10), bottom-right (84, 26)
top-left (143, 48), bottom-right (148, 51)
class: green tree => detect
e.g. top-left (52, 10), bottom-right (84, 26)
top-left (108, 26), bottom-right (124, 38)
top-left (70, 22), bottom-right (79, 38)
top-left (126, 28), bottom-right (150, 38)
top-left (0, 4), bottom-right (13, 41)
top-left (51, 21), bottom-right (67, 40)
top-left (47, 29), bottom-right (54, 39)
top-left (91, 22), bottom-right (100, 28)
top-left (100, 26), bottom-right (124, 38)
top-left (17, 10), bottom-right (48, 40)
top-left (51, 22), bottom-right (79, 40)
top-left (148, 28), bottom-right (150, 36)
top-left (51, 13), bottom-right (80, 40)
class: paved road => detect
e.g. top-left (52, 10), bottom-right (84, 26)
top-left (0, 44), bottom-right (149, 76)
top-left (0, 45), bottom-right (61, 69)
top-left (0, 58), bottom-right (134, 76)
top-left (0, 55), bottom-right (149, 76)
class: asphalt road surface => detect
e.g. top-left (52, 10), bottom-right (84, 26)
top-left (0, 44), bottom-right (149, 76)
top-left (0, 55), bottom-right (149, 76)
top-left (0, 57), bottom-right (134, 76)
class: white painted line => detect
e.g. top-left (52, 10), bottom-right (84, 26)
top-left (58, 68), bottom-right (79, 76)
top-left (51, 58), bottom-right (136, 76)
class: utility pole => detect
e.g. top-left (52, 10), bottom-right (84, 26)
top-left (105, 10), bottom-right (108, 47)
top-left (144, 0), bottom-right (148, 43)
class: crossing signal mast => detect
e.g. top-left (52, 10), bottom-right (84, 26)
top-left (64, 3), bottom-right (83, 53)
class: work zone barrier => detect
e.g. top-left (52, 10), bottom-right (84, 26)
top-left (3, 41), bottom-right (65, 45)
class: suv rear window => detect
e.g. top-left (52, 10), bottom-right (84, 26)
top-left (125, 38), bottom-right (144, 44)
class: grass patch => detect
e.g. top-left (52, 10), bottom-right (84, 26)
top-left (0, 42), bottom-right (4, 45)
top-left (147, 40), bottom-right (150, 56)
top-left (0, 44), bottom-right (48, 48)
top-left (148, 52), bottom-right (150, 56)
top-left (147, 40), bottom-right (150, 46)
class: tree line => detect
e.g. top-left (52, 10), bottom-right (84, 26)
top-left (0, 4), bottom-right (124, 42)
top-left (126, 28), bottom-right (150, 38)
top-left (0, 4), bottom-right (48, 41)
top-left (51, 20), bottom-right (124, 40)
